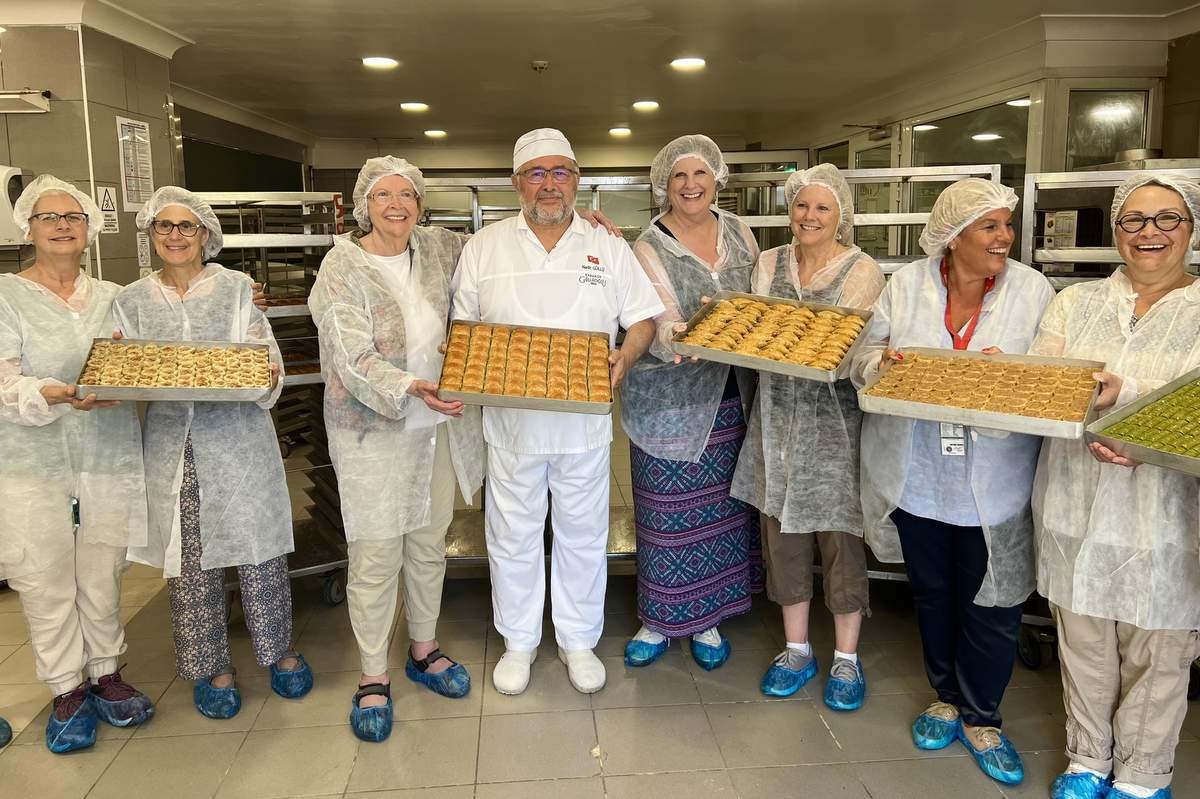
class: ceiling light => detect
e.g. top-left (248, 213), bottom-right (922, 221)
top-left (424, 129), bottom-right (447, 139)
top-left (362, 56), bottom-right (398, 69)
top-left (400, 101), bottom-right (429, 112)
top-left (609, 127), bottom-right (632, 137)
top-left (913, 124), bottom-right (938, 132)
top-left (0, 27), bottom-right (7, 34)
top-left (1091, 104), bottom-right (1132, 121)
top-left (632, 100), bottom-right (660, 111)
top-left (971, 133), bottom-right (1003, 141)
top-left (670, 57), bottom-right (706, 71)
top-left (1006, 98), bottom-right (1032, 107)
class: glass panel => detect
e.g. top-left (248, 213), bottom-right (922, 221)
top-left (816, 142), bottom-right (849, 169)
top-left (1066, 90), bottom-right (1147, 170)
top-left (597, 189), bottom-right (653, 242)
top-left (853, 145), bottom-right (892, 258)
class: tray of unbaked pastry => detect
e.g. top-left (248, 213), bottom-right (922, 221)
top-left (858, 347), bottom-right (1103, 439)
top-left (438, 321), bottom-right (613, 415)
top-left (75, 338), bottom-right (272, 402)
top-left (670, 291), bottom-right (873, 382)
top-left (1085, 364), bottom-right (1200, 476)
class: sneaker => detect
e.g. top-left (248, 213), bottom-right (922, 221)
top-left (1108, 785), bottom-right (1171, 799)
top-left (558, 648), bottom-right (606, 693)
top-left (193, 675), bottom-right (241, 719)
top-left (46, 682), bottom-right (98, 753)
top-left (1051, 770), bottom-right (1112, 799)
top-left (493, 649), bottom-right (537, 695)
top-left (624, 626), bottom-right (668, 667)
top-left (823, 656), bottom-right (866, 711)
top-left (91, 667), bottom-right (155, 727)
top-left (959, 724), bottom-right (1024, 785)
top-left (760, 648), bottom-right (818, 697)
top-left (270, 652), bottom-right (314, 700)
top-left (912, 700), bottom-right (960, 750)
top-left (690, 627), bottom-right (730, 671)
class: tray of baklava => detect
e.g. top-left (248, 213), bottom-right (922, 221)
top-left (858, 347), bottom-right (1103, 439)
top-left (438, 321), bottom-right (613, 415)
top-left (1085, 364), bottom-right (1200, 476)
top-left (670, 291), bottom-right (872, 382)
top-left (75, 338), bottom-right (272, 402)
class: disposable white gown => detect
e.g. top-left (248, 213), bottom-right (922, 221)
top-left (731, 244), bottom-right (884, 534)
top-left (619, 210), bottom-right (758, 462)
top-left (308, 229), bottom-right (485, 542)
top-left (850, 256), bottom-right (1055, 607)
top-left (1031, 270), bottom-right (1200, 630)
top-left (113, 265), bottom-right (290, 577)
top-left (0, 274), bottom-right (147, 578)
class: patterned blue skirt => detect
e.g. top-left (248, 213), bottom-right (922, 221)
top-left (631, 391), bottom-right (763, 637)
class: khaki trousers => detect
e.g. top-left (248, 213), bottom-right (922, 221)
top-left (1054, 603), bottom-right (1200, 790)
top-left (8, 539), bottom-right (129, 696)
top-left (347, 423), bottom-right (454, 675)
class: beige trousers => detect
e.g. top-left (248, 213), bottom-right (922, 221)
top-left (1054, 603), bottom-right (1200, 790)
top-left (7, 538), bottom-right (129, 696)
top-left (347, 423), bottom-right (455, 675)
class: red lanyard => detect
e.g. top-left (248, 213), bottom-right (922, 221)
top-left (941, 259), bottom-right (995, 350)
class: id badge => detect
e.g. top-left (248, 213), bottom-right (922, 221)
top-left (939, 422), bottom-right (965, 457)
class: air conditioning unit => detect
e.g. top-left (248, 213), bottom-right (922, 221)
top-left (0, 166), bottom-right (33, 246)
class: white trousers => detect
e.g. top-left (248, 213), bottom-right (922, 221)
top-left (485, 444), bottom-right (610, 652)
top-left (346, 423), bottom-right (454, 675)
top-left (7, 538), bottom-right (129, 696)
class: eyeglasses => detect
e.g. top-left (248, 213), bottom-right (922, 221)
top-left (30, 212), bottom-right (87, 226)
top-left (1115, 211), bottom-right (1193, 233)
top-left (515, 167), bottom-right (579, 184)
top-left (369, 189), bottom-right (418, 204)
top-left (150, 219), bottom-right (202, 237)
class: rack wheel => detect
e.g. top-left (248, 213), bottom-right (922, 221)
top-left (1189, 660), bottom-right (1199, 701)
top-left (322, 571), bottom-right (346, 606)
top-left (1018, 624), bottom-right (1055, 670)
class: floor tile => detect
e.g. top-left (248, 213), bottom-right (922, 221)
top-left (853, 755), bottom-right (1005, 798)
top-left (820, 692), bottom-right (966, 762)
top-left (0, 739), bottom-right (122, 798)
top-left (343, 788), bottom-right (474, 799)
top-left (215, 725), bottom-right (359, 798)
top-left (1166, 740), bottom-right (1200, 799)
top-left (0, 589), bottom-right (22, 613)
top-left (0, 612), bottom-right (30, 645)
top-left (589, 652), bottom-right (700, 709)
top-left (593, 614), bottom-right (640, 659)
top-left (728, 764), bottom-right (869, 798)
top-left (346, 715), bottom-right (479, 792)
top-left (133, 675), bottom-right (269, 738)
top-left (391, 619), bottom-right (488, 666)
top-left (604, 771), bottom-right (737, 799)
top-left (481, 654), bottom-right (591, 715)
top-left (0, 643), bottom-right (36, 684)
top-left (707, 612), bottom-right (779, 652)
top-left (475, 776), bottom-right (605, 799)
top-left (706, 700), bottom-right (844, 767)
top-left (119, 578), bottom-right (167, 608)
top-left (995, 749), bottom-right (1069, 798)
top-left (436, 580), bottom-right (493, 622)
top-left (120, 596), bottom-right (175, 640)
top-left (687, 645), bottom-right (815, 703)
top-left (997, 686), bottom-right (1068, 753)
top-left (0, 681), bottom-right (49, 736)
top-left (295, 627), bottom-right (364, 673)
top-left (595, 705), bottom-right (723, 774)
top-left (254, 668), bottom-right (361, 730)
top-left (120, 633), bottom-right (184, 684)
top-left (477, 710), bottom-right (600, 783)
top-left (88, 730), bottom-right (246, 799)
top-left (390, 663), bottom-right (485, 721)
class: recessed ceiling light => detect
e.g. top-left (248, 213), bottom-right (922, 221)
top-left (400, 102), bottom-right (429, 112)
top-left (609, 127), bottom-right (632, 137)
top-left (971, 133), bottom-right (1003, 141)
top-left (1091, 104), bottom-right (1132, 121)
top-left (913, 124), bottom-right (938, 132)
top-left (632, 100), bottom-right (660, 112)
top-left (424, 129), bottom-right (447, 139)
top-left (362, 56), bottom-right (398, 69)
top-left (670, 57), bottom-right (706, 71)
top-left (0, 27), bottom-right (7, 34)
top-left (1006, 98), bottom-right (1032, 107)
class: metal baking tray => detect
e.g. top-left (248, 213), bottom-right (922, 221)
top-left (75, 338), bottom-right (272, 402)
top-left (669, 290), bottom-right (874, 383)
top-left (857, 346), bottom-right (1104, 439)
top-left (438, 320), bottom-right (613, 416)
top-left (1085, 364), bottom-right (1200, 476)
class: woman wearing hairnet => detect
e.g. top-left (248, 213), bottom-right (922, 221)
top-left (0, 175), bottom-right (154, 752)
top-left (114, 186), bottom-right (312, 720)
top-left (308, 157), bottom-right (485, 743)
top-left (619, 135), bottom-right (762, 671)
top-left (1031, 174), bottom-right (1200, 799)
top-left (730, 164), bottom-right (884, 711)
top-left (850, 178), bottom-right (1054, 786)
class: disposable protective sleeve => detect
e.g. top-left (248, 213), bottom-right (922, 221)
top-left (0, 299), bottom-right (71, 426)
top-left (631, 238), bottom-right (686, 362)
top-left (241, 282), bottom-right (285, 410)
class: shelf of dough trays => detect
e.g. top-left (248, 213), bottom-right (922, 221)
top-left (265, 302), bottom-right (311, 319)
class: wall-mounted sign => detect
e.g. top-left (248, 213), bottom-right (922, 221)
top-left (136, 231), bottom-right (152, 268)
top-left (116, 116), bottom-right (154, 211)
top-left (96, 185), bottom-right (119, 234)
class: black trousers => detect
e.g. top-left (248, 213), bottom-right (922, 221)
top-left (891, 507), bottom-right (1022, 728)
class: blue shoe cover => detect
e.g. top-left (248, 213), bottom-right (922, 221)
top-left (912, 708), bottom-right (959, 750)
top-left (690, 636), bottom-right (730, 671)
top-left (405, 656), bottom-right (470, 698)
top-left (0, 716), bottom-right (10, 747)
top-left (1108, 787), bottom-right (1171, 799)
top-left (1051, 771), bottom-right (1112, 799)
top-left (624, 637), bottom-right (668, 667)
top-left (760, 656), bottom-right (818, 697)
top-left (270, 653), bottom-right (314, 699)
top-left (92, 670), bottom-right (155, 727)
top-left (193, 678), bottom-right (242, 719)
top-left (349, 683), bottom-right (393, 743)
top-left (958, 726), bottom-right (1024, 785)
top-left (45, 692), bottom-right (98, 753)
top-left (823, 661), bottom-right (867, 711)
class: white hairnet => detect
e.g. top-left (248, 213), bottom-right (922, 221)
top-left (918, 178), bottom-right (1018, 257)
top-left (136, 186), bottom-right (224, 260)
top-left (352, 156), bottom-right (425, 232)
top-left (650, 134), bottom-right (729, 210)
top-left (12, 174), bottom-right (103, 247)
top-left (784, 163), bottom-right (855, 242)
top-left (1111, 172), bottom-right (1200, 247)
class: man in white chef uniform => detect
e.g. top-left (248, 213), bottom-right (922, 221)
top-left (452, 129), bottom-right (663, 695)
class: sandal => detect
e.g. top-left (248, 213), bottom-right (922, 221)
top-left (405, 647), bottom-right (471, 699)
top-left (349, 682), bottom-right (393, 743)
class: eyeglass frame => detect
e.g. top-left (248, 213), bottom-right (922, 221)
top-left (1114, 211), bottom-right (1194, 234)
top-left (29, 212), bottom-right (88, 226)
top-left (149, 219), bottom-right (204, 237)
top-left (368, 188), bottom-right (420, 204)
top-left (514, 166), bottom-right (580, 184)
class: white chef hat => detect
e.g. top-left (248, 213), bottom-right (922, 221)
top-left (513, 128), bottom-right (577, 173)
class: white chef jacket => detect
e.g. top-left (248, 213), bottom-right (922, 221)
top-left (451, 211), bottom-right (664, 455)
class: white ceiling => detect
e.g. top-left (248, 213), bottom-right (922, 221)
top-left (111, 0), bottom-right (1198, 147)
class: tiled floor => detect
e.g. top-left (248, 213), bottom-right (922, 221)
top-left (1, 572), bottom-right (1198, 798)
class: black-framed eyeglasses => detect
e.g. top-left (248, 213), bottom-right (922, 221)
top-left (30, 212), bottom-right (87, 226)
top-left (1115, 211), bottom-right (1193, 233)
top-left (150, 219), bottom-right (202, 237)
top-left (515, 167), bottom-right (578, 184)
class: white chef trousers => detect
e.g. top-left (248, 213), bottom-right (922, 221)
top-left (485, 444), bottom-right (610, 652)
top-left (6, 538), bottom-right (129, 696)
top-left (346, 423), bottom-right (455, 676)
